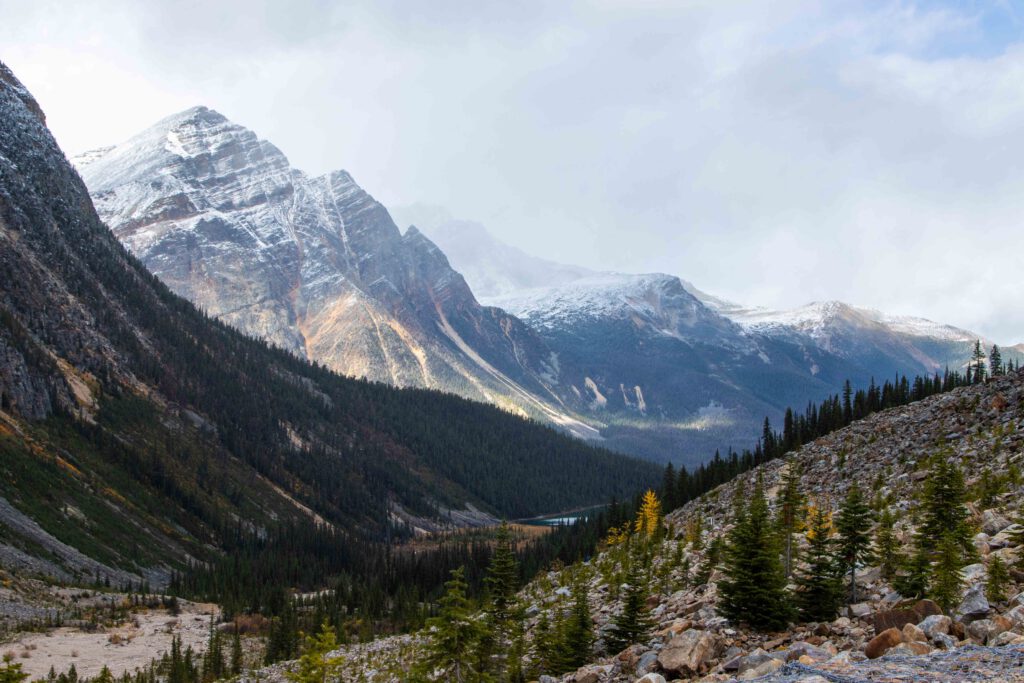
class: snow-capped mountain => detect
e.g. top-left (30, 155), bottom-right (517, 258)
top-left (73, 108), bottom-right (589, 431)
top-left (403, 211), bottom-right (1019, 463)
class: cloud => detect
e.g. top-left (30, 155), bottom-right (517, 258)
top-left (0, 0), bottom-right (1020, 342)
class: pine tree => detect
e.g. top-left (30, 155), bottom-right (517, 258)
top-left (605, 544), bottom-right (653, 653)
top-left (661, 464), bottom-right (678, 512)
top-left (230, 629), bottom-right (243, 676)
top-left (986, 554), bottom-right (1010, 604)
top-left (776, 462), bottom-right (805, 577)
top-left (531, 612), bottom-right (558, 676)
top-left (917, 455), bottom-right (974, 559)
top-left (835, 484), bottom-right (874, 604)
top-left (895, 548), bottom-right (931, 599)
top-left (874, 509), bottom-right (902, 580)
top-left (990, 345), bottom-right (1003, 377)
top-left (972, 340), bottom-right (987, 383)
top-left (559, 578), bottom-right (594, 670)
top-left (285, 621), bottom-right (344, 683)
top-left (718, 475), bottom-right (794, 631)
top-left (93, 668), bottom-right (114, 683)
top-left (484, 522), bottom-right (520, 680)
top-left (694, 535), bottom-right (721, 586)
top-left (794, 505), bottom-right (842, 622)
top-left (415, 567), bottom-right (490, 683)
top-left (929, 534), bottom-right (964, 613)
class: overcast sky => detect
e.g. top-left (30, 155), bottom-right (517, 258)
top-left (2, 0), bottom-right (1022, 343)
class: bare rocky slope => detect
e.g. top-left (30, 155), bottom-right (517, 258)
top-left (309, 370), bottom-right (1024, 682)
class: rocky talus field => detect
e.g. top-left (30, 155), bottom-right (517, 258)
top-left (283, 370), bottom-right (1024, 682)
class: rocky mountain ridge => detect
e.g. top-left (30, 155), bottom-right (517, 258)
top-left (73, 109), bottom-right (592, 433)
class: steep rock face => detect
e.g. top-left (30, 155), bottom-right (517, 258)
top-left (75, 109), bottom-right (569, 420)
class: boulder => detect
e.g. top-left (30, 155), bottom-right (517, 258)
top-left (865, 627), bottom-right (904, 659)
top-left (962, 563), bottom-right (987, 583)
top-left (990, 524), bottom-right (1024, 548)
top-left (785, 642), bottom-right (831, 663)
top-left (957, 585), bottom-right (991, 623)
top-left (982, 509), bottom-right (1012, 536)
top-left (993, 632), bottom-right (1024, 647)
top-left (635, 650), bottom-right (659, 676)
top-left (848, 602), bottom-right (871, 619)
top-left (933, 633), bottom-right (957, 649)
top-left (902, 622), bottom-right (927, 643)
top-left (967, 619), bottom-right (996, 644)
top-left (1005, 605), bottom-right (1024, 626)
top-left (872, 600), bottom-right (941, 632)
top-left (917, 614), bottom-right (952, 639)
top-left (735, 648), bottom-right (775, 675)
top-left (635, 675), bottom-right (667, 683)
top-left (737, 658), bottom-right (783, 680)
top-left (657, 629), bottom-right (718, 677)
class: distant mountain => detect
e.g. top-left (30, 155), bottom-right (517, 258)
top-left (73, 109), bottom-right (592, 434)
top-left (405, 210), bottom-right (1020, 464)
top-left (390, 205), bottom-right (595, 298)
top-left (0, 63), bottom-right (658, 582)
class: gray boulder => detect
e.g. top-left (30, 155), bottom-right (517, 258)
top-left (657, 629), bottom-right (718, 677)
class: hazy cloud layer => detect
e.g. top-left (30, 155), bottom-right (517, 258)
top-left (2, 0), bottom-right (1021, 342)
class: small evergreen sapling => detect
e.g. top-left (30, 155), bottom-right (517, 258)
top-left (718, 475), bottom-right (794, 631)
top-left (986, 554), bottom-right (1010, 604)
top-left (794, 505), bottom-right (842, 622)
top-left (835, 484), bottom-right (874, 604)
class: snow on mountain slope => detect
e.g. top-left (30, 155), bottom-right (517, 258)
top-left (73, 109), bottom-right (582, 428)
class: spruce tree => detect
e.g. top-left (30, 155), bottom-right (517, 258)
top-left (990, 345), bottom-right (1003, 377)
top-left (560, 578), bottom-right (594, 671)
top-left (874, 508), bottom-right (902, 580)
top-left (972, 340), bottom-right (987, 383)
top-left (694, 535), bottom-right (721, 586)
top-left (917, 455), bottom-right (974, 559)
top-left (776, 462), bottom-right (805, 577)
top-left (531, 611), bottom-right (558, 677)
top-left (986, 554), bottom-right (1010, 604)
top-left (794, 506), bottom-right (842, 622)
top-left (605, 544), bottom-right (653, 653)
top-left (230, 629), bottom-right (243, 676)
top-left (929, 534), bottom-right (964, 613)
top-left (718, 476), bottom-right (794, 631)
top-left (415, 567), bottom-right (490, 683)
top-left (835, 484), bottom-right (874, 604)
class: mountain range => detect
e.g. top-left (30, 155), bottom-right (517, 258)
top-left (73, 113), bottom-right (1019, 467)
top-left (0, 62), bottom-right (657, 582)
